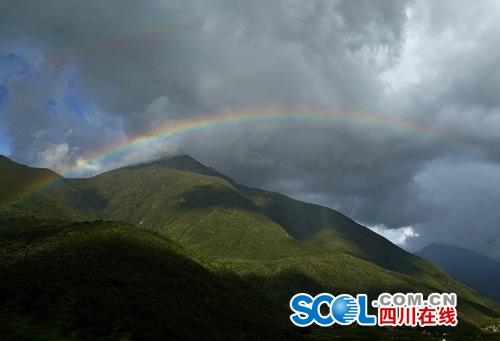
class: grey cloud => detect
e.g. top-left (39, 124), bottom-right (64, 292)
top-left (184, 122), bottom-right (445, 228)
top-left (1, 0), bottom-right (409, 116)
top-left (1, 0), bottom-right (500, 258)
top-left (1, 0), bottom-right (411, 168)
top-left (408, 160), bottom-right (500, 260)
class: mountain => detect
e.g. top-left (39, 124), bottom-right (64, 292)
top-left (0, 218), bottom-right (294, 339)
top-left (1, 154), bottom-right (500, 339)
top-left (0, 156), bottom-right (96, 220)
top-left (416, 243), bottom-right (500, 304)
top-left (70, 156), bottom-right (500, 326)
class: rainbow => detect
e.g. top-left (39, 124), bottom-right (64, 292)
top-left (0, 107), bottom-right (491, 212)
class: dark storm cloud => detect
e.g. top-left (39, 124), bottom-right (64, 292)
top-left (408, 160), bottom-right (500, 260)
top-left (183, 120), bottom-right (447, 228)
top-left (1, 0), bottom-right (500, 258)
top-left (0, 0), bottom-right (408, 117)
top-left (0, 0), bottom-right (412, 172)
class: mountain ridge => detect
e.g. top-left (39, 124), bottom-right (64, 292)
top-left (1, 154), bottom-right (500, 337)
top-left (416, 243), bottom-right (500, 304)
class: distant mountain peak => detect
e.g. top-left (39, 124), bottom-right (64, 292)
top-left (153, 154), bottom-right (206, 167)
top-left (416, 243), bottom-right (500, 303)
top-left (129, 154), bottom-right (232, 182)
top-left (148, 154), bottom-right (211, 171)
top-left (418, 243), bottom-right (493, 259)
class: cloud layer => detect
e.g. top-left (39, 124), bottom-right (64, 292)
top-left (1, 0), bottom-right (500, 258)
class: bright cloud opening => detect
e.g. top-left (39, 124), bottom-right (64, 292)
top-left (368, 224), bottom-right (420, 247)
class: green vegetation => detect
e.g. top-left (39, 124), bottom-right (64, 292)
top-left (0, 219), bottom-right (295, 340)
top-left (1, 154), bottom-right (500, 339)
top-left (0, 156), bottom-right (96, 220)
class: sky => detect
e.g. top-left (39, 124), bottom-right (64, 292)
top-left (1, 0), bottom-right (500, 259)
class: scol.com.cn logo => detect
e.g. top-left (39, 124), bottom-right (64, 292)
top-left (290, 292), bottom-right (458, 327)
